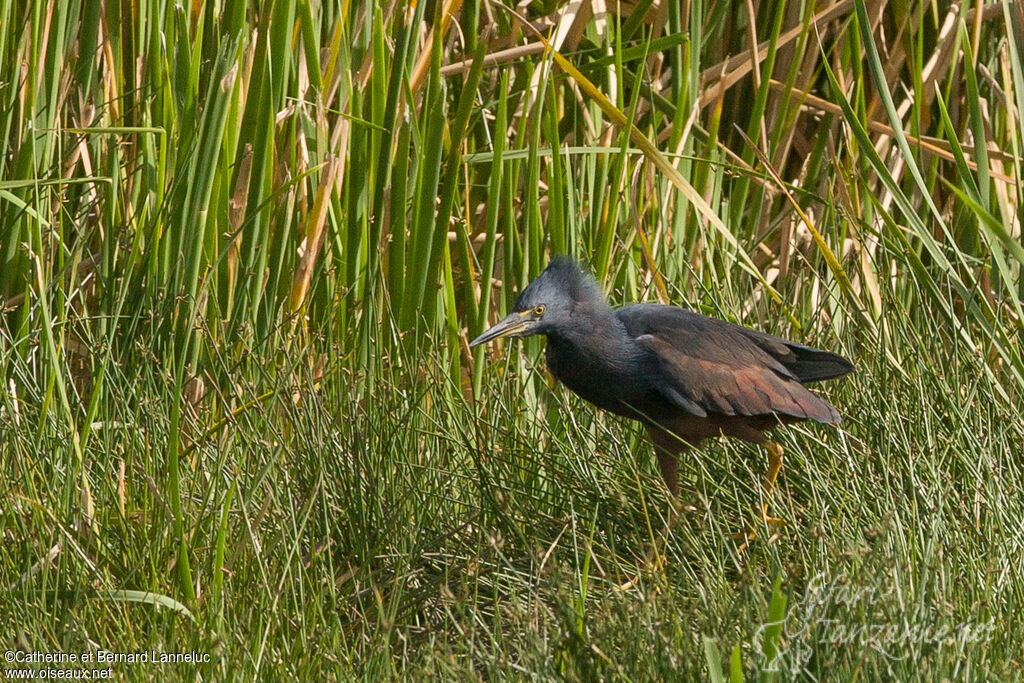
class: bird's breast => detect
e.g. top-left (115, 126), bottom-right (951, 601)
top-left (544, 334), bottom-right (653, 420)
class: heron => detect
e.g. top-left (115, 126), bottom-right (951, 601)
top-left (470, 257), bottom-right (853, 534)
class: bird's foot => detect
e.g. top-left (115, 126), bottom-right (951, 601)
top-left (615, 569), bottom-right (666, 594)
top-left (615, 544), bottom-right (668, 593)
top-left (759, 503), bottom-right (785, 528)
top-left (616, 569), bottom-right (659, 593)
top-left (733, 505), bottom-right (785, 552)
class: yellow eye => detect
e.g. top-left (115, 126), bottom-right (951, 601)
top-left (533, 305), bottom-right (545, 316)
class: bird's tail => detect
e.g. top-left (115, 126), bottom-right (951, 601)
top-left (783, 343), bottom-right (855, 383)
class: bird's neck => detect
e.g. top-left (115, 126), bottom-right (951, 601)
top-left (547, 301), bottom-right (632, 367)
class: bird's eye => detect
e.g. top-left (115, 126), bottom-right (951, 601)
top-left (533, 305), bottom-right (545, 316)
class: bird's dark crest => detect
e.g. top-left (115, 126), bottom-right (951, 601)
top-left (543, 256), bottom-right (603, 305)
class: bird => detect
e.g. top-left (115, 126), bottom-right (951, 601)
top-left (469, 257), bottom-right (853, 530)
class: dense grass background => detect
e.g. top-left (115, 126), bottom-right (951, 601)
top-left (2, 0), bottom-right (1022, 679)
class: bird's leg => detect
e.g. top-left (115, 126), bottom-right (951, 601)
top-left (760, 441), bottom-right (785, 526)
top-left (656, 449), bottom-right (679, 499)
top-left (647, 427), bottom-right (683, 499)
top-left (616, 428), bottom-right (685, 592)
top-left (735, 441), bottom-right (786, 552)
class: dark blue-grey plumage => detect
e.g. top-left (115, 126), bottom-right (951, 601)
top-left (469, 257), bottom-right (854, 495)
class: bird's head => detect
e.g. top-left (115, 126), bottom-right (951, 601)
top-left (469, 257), bottom-right (601, 347)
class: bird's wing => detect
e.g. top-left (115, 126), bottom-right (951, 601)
top-left (618, 304), bottom-right (841, 422)
top-left (734, 327), bottom-right (855, 382)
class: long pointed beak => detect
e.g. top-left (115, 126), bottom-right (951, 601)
top-left (469, 312), bottom-right (534, 347)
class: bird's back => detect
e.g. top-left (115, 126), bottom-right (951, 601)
top-left (616, 304), bottom-right (853, 383)
top-left (613, 303), bottom-right (853, 424)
